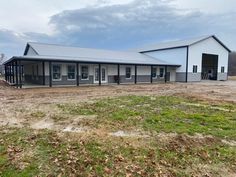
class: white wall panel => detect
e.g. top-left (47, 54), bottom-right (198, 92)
top-left (26, 46), bottom-right (37, 56)
top-left (143, 47), bottom-right (187, 72)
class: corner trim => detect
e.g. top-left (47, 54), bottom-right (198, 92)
top-left (140, 46), bottom-right (188, 53)
top-left (23, 43), bottom-right (39, 56)
top-left (186, 46), bottom-right (189, 82)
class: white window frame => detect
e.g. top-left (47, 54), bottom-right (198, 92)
top-left (94, 66), bottom-right (107, 83)
top-left (67, 65), bottom-right (76, 80)
top-left (52, 64), bottom-right (62, 81)
top-left (125, 67), bottom-right (132, 79)
top-left (193, 65), bottom-right (198, 73)
top-left (81, 65), bottom-right (89, 80)
top-left (152, 67), bottom-right (157, 79)
top-left (221, 66), bottom-right (225, 73)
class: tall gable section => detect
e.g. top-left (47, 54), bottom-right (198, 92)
top-left (190, 36), bottom-right (231, 53)
top-left (23, 43), bottom-right (38, 56)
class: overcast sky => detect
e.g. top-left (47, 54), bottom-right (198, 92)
top-left (0, 0), bottom-right (235, 58)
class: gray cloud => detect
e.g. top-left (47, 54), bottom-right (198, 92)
top-left (1, 0), bottom-right (236, 57)
top-left (0, 29), bottom-right (29, 57)
top-left (49, 0), bottom-right (236, 50)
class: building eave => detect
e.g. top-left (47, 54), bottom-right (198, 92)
top-left (4, 56), bottom-right (181, 67)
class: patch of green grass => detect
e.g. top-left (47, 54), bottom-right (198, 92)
top-left (30, 111), bottom-right (46, 118)
top-left (58, 95), bottom-right (236, 139)
top-left (0, 127), bottom-right (235, 176)
top-left (1, 96), bottom-right (236, 176)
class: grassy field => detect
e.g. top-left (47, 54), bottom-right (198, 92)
top-left (0, 95), bottom-right (236, 176)
top-left (57, 96), bottom-right (236, 139)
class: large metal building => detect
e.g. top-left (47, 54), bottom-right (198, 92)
top-left (3, 35), bottom-right (230, 88)
top-left (134, 35), bottom-right (231, 82)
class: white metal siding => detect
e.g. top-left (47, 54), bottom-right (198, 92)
top-left (188, 37), bottom-right (229, 73)
top-left (168, 67), bottom-right (176, 82)
top-left (26, 46), bottom-right (38, 56)
top-left (143, 47), bottom-right (187, 72)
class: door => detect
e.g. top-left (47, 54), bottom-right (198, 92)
top-left (94, 66), bottom-right (107, 83)
top-left (202, 54), bottom-right (218, 80)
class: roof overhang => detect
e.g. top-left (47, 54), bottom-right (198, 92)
top-left (139, 35), bottom-right (231, 53)
top-left (3, 56), bottom-right (181, 67)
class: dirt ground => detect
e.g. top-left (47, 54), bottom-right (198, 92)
top-left (1, 79), bottom-right (236, 176)
top-left (0, 79), bottom-right (236, 132)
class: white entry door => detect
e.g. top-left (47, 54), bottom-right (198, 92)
top-left (94, 66), bottom-right (107, 83)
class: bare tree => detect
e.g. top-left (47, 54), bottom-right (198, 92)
top-left (229, 51), bottom-right (236, 76)
top-left (0, 53), bottom-right (6, 65)
top-left (0, 53), bottom-right (7, 75)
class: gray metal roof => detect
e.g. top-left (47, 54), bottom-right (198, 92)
top-left (132, 35), bottom-right (231, 52)
top-left (13, 42), bottom-right (178, 66)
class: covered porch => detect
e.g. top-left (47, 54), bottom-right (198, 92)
top-left (4, 57), bottom-right (179, 88)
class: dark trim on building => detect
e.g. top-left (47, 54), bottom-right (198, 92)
top-left (190, 35), bottom-right (231, 52)
top-left (98, 64), bottom-right (101, 86)
top-left (23, 43), bottom-right (39, 55)
top-left (23, 44), bottom-right (30, 55)
top-left (117, 64), bottom-right (120, 85)
top-left (12, 63), bottom-right (15, 84)
top-left (165, 65), bottom-right (167, 83)
top-left (150, 65), bottom-right (153, 83)
top-left (49, 61), bottom-right (52, 87)
top-left (140, 46), bottom-right (188, 53)
top-left (18, 60), bottom-right (22, 88)
top-left (134, 65), bottom-right (137, 84)
top-left (42, 61), bottom-right (45, 85)
top-left (4, 65), bottom-right (7, 81)
top-left (76, 62), bottom-right (79, 86)
top-left (185, 46), bottom-right (189, 82)
top-left (15, 60), bottom-right (18, 88)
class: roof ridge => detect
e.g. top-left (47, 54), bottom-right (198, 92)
top-left (131, 35), bottom-right (216, 52)
top-left (28, 42), bottom-right (139, 54)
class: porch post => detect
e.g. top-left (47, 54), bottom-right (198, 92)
top-left (9, 64), bottom-right (12, 83)
top-left (49, 61), bottom-right (52, 87)
top-left (98, 63), bottom-right (101, 86)
top-left (19, 60), bottom-right (22, 88)
top-left (6, 65), bottom-right (9, 82)
top-left (165, 65), bottom-right (167, 83)
top-left (5, 65), bottom-right (8, 82)
top-left (42, 61), bottom-right (45, 85)
top-left (151, 65), bottom-right (153, 83)
top-left (134, 65), bottom-right (137, 84)
top-left (76, 62), bottom-right (79, 86)
top-left (12, 62), bottom-right (15, 84)
top-left (117, 64), bottom-right (120, 85)
top-left (15, 60), bottom-right (18, 88)
top-left (4, 65), bottom-right (7, 81)
top-left (7, 65), bottom-right (9, 83)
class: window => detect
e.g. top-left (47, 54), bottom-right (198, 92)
top-left (67, 65), bottom-right (76, 80)
top-left (102, 68), bottom-right (106, 81)
top-left (160, 68), bottom-right (164, 78)
top-left (152, 67), bottom-right (157, 78)
top-left (193, 65), bottom-right (198, 73)
top-left (81, 65), bottom-right (89, 80)
top-left (221, 66), bottom-right (225, 73)
top-left (52, 64), bottom-right (61, 80)
top-left (125, 67), bottom-right (131, 79)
